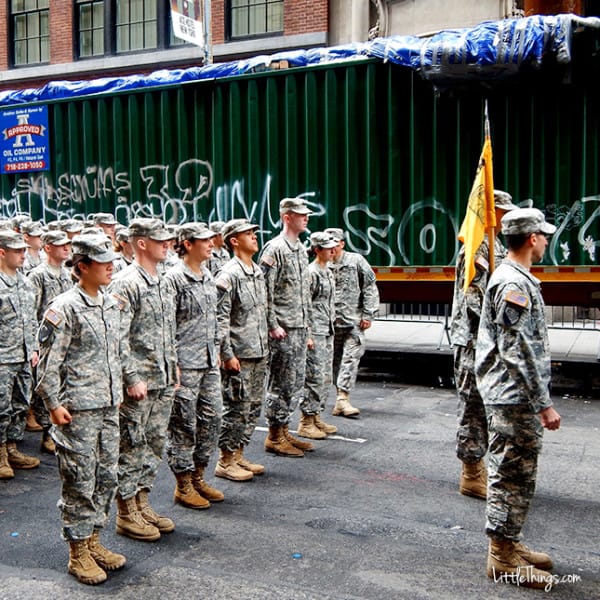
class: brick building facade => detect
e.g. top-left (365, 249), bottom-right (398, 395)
top-left (0, 0), bottom-right (328, 93)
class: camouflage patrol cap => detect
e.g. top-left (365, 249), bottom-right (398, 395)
top-left (222, 219), bottom-right (259, 242)
top-left (177, 222), bottom-right (217, 243)
top-left (93, 212), bottom-right (117, 226)
top-left (128, 218), bottom-right (175, 241)
top-left (309, 231), bottom-right (338, 249)
top-left (0, 230), bottom-right (28, 249)
top-left (501, 208), bottom-right (556, 236)
top-left (115, 227), bottom-right (130, 243)
top-left (10, 214), bottom-right (31, 231)
top-left (209, 221), bottom-right (226, 234)
top-left (41, 231), bottom-right (71, 246)
top-left (21, 221), bottom-right (45, 237)
top-left (61, 219), bottom-right (85, 234)
top-left (279, 197), bottom-right (312, 215)
top-left (494, 190), bottom-right (519, 211)
top-left (70, 234), bottom-right (117, 263)
top-left (324, 228), bottom-right (344, 242)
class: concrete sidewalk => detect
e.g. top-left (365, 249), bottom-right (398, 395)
top-left (362, 319), bottom-right (600, 395)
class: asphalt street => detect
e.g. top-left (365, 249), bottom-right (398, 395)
top-left (0, 380), bottom-right (598, 600)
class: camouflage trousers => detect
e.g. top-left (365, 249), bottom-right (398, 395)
top-left (333, 326), bottom-right (365, 394)
top-left (265, 328), bottom-right (308, 426)
top-left (167, 367), bottom-right (222, 473)
top-left (118, 385), bottom-right (175, 500)
top-left (219, 356), bottom-right (268, 452)
top-left (0, 361), bottom-right (32, 444)
top-left (454, 343), bottom-right (488, 464)
top-left (301, 334), bottom-right (333, 415)
top-left (51, 406), bottom-right (119, 541)
top-left (485, 404), bottom-right (543, 541)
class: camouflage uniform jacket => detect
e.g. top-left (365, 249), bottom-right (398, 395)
top-left (259, 233), bottom-right (312, 331)
top-left (164, 261), bottom-right (219, 370)
top-left (450, 236), bottom-right (507, 347)
top-left (109, 263), bottom-right (177, 389)
top-left (0, 271), bottom-right (37, 364)
top-left (207, 246), bottom-right (230, 277)
top-left (35, 286), bottom-right (124, 412)
top-left (216, 257), bottom-right (268, 361)
top-left (329, 251), bottom-right (379, 328)
top-left (308, 262), bottom-right (335, 336)
top-left (27, 263), bottom-right (73, 323)
top-left (475, 259), bottom-right (552, 414)
top-left (22, 250), bottom-right (44, 274)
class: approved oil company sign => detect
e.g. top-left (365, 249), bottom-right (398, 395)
top-left (0, 105), bottom-right (50, 173)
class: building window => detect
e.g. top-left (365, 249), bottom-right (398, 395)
top-left (11, 0), bottom-right (50, 66)
top-left (77, 0), bottom-right (105, 57)
top-left (229, 0), bottom-right (284, 39)
top-left (116, 0), bottom-right (158, 52)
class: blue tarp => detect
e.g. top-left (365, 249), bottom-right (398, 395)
top-left (1, 13), bottom-right (599, 106)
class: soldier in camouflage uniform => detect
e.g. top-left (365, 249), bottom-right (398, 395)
top-left (215, 219), bottom-right (269, 479)
top-left (475, 208), bottom-right (561, 589)
top-left (207, 221), bottom-right (230, 276)
top-left (27, 230), bottom-right (73, 454)
top-left (93, 213), bottom-right (118, 244)
top-left (260, 198), bottom-right (314, 457)
top-left (113, 227), bottom-right (135, 273)
top-left (164, 223), bottom-right (225, 509)
top-left (35, 234), bottom-right (126, 585)
top-left (108, 218), bottom-right (178, 542)
top-left (450, 190), bottom-right (518, 499)
top-left (297, 232), bottom-right (339, 440)
top-left (324, 228), bottom-right (379, 417)
top-left (21, 220), bottom-right (46, 274)
top-left (0, 230), bottom-right (40, 480)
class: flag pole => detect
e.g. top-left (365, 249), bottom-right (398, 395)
top-left (484, 100), bottom-right (495, 274)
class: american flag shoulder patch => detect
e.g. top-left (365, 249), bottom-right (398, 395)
top-left (504, 290), bottom-right (529, 308)
top-left (260, 254), bottom-right (275, 267)
top-left (112, 293), bottom-right (127, 310)
top-left (44, 308), bottom-right (63, 327)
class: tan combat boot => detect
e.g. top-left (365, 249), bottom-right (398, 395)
top-left (68, 539), bottom-right (107, 585)
top-left (215, 449), bottom-right (254, 481)
top-left (283, 425), bottom-right (314, 452)
top-left (235, 447), bottom-right (265, 475)
top-left (136, 489), bottom-right (175, 533)
top-left (40, 428), bottom-right (56, 454)
top-left (514, 541), bottom-right (554, 570)
top-left (6, 441), bottom-right (40, 469)
top-left (88, 529), bottom-right (126, 571)
top-left (331, 390), bottom-right (360, 417)
top-left (0, 443), bottom-right (15, 479)
top-left (25, 407), bottom-right (42, 432)
top-left (115, 494), bottom-right (161, 541)
top-left (314, 413), bottom-right (337, 434)
top-left (487, 539), bottom-right (553, 589)
top-left (264, 426), bottom-right (304, 458)
top-left (459, 459), bottom-right (487, 500)
top-left (297, 414), bottom-right (327, 440)
top-left (192, 465), bottom-right (224, 502)
top-left (174, 471), bottom-right (210, 509)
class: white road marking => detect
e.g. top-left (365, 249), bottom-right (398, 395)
top-left (254, 426), bottom-right (367, 444)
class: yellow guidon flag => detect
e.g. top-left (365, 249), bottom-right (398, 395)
top-left (457, 126), bottom-right (496, 292)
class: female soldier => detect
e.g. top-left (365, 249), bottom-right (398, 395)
top-left (35, 234), bottom-right (126, 585)
top-left (297, 232), bottom-right (338, 439)
top-left (164, 223), bottom-right (224, 509)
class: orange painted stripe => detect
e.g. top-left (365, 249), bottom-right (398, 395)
top-left (373, 266), bottom-right (600, 283)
